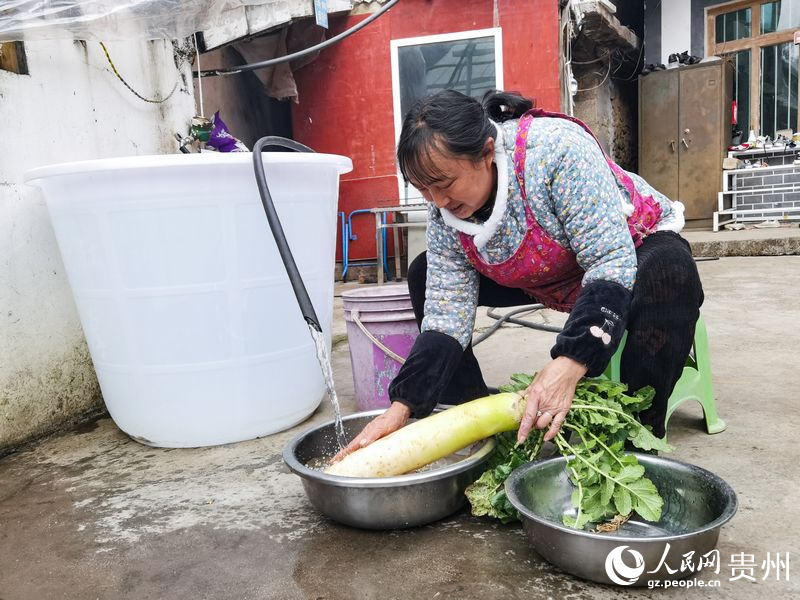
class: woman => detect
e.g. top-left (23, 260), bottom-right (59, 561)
top-left (336, 89), bottom-right (702, 459)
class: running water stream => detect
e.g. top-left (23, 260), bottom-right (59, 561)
top-left (309, 325), bottom-right (348, 449)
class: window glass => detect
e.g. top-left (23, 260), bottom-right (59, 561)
top-left (761, 0), bottom-right (800, 34)
top-left (733, 49), bottom-right (752, 130)
top-left (761, 42), bottom-right (798, 137)
top-left (397, 36), bottom-right (496, 120)
top-left (715, 8), bottom-right (752, 43)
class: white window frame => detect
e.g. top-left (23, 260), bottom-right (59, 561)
top-left (389, 28), bottom-right (504, 203)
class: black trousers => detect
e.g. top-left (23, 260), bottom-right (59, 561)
top-left (406, 231), bottom-right (704, 438)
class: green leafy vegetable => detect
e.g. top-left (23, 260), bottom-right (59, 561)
top-left (464, 374), bottom-right (672, 529)
top-left (464, 430), bottom-right (544, 523)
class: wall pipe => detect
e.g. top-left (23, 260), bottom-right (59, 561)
top-left (194, 0), bottom-right (401, 78)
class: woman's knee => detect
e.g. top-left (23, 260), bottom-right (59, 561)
top-left (634, 233), bottom-right (703, 307)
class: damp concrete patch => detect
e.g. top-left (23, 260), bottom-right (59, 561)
top-left (0, 339), bottom-right (102, 454)
top-left (17, 419), bottom-right (326, 550)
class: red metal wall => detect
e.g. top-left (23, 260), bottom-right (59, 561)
top-left (292, 0), bottom-right (561, 261)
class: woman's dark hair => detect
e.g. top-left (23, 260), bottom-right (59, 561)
top-left (397, 89), bottom-right (534, 187)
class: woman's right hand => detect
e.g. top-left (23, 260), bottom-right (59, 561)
top-left (331, 401), bottom-right (411, 463)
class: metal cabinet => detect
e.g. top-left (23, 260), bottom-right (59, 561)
top-left (639, 61), bottom-right (733, 226)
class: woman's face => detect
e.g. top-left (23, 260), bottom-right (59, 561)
top-left (412, 137), bottom-right (496, 219)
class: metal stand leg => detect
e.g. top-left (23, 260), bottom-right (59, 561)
top-left (339, 211), bottom-right (349, 282)
top-left (393, 211), bottom-right (403, 281)
top-left (375, 212), bottom-right (384, 285)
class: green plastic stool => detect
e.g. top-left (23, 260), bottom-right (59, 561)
top-left (601, 315), bottom-right (726, 435)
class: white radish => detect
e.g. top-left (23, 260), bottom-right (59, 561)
top-left (326, 393), bottom-right (525, 478)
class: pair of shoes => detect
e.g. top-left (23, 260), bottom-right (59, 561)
top-left (774, 134), bottom-right (796, 148)
top-left (679, 51), bottom-right (702, 65)
top-left (668, 51), bottom-right (703, 66)
top-left (729, 143), bottom-right (750, 151)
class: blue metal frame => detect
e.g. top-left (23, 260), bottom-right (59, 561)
top-left (338, 211), bottom-right (347, 279)
top-left (341, 209), bottom-right (390, 282)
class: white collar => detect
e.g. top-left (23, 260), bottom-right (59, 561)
top-left (441, 120), bottom-right (509, 251)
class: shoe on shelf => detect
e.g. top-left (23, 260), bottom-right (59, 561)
top-left (668, 53), bottom-right (680, 69)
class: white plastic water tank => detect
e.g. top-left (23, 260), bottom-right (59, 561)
top-left (25, 152), bottom-right (352, 447)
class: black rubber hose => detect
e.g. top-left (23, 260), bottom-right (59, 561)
top-left (486, 306), bottom-right (564, 333)
top-left (194, 0), bottom-right (401, 78)
top-left (472, 305), bottom-right (563, 346)
top-left (252, 136), bottom-right (322, 332)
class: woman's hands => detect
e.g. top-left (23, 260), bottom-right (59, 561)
top-left (330, 356), bottom-right (585, 461)
top-left (331, 401), bottom-right (412, 463)
top-left (518, 356), bottom-right (588, 444)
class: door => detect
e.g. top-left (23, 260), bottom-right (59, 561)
top-left (639, 70), bottom-right (679, 200)
top-left (390, 28), bottom-right (504, 203)
top-left (679, 64), bottom-right (724, 220)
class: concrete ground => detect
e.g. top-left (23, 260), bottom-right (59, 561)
top-left (1, 255), bottom-right (799, 599)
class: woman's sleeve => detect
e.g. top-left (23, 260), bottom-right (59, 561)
top-left (420, 206), bottom-right (480, 348)
top-left (387, 206), bottom-right (480, 418)
top-left (543, 124), bottom-right (637, 376)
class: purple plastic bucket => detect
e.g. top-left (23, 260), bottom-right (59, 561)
top-left (342, 283), bottom-right (419, 411)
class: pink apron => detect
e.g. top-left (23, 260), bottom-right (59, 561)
top-left (459, 109), bottom-right (662, 312)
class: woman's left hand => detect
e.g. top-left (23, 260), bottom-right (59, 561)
top-left (518, 356), bottom-right (588, 444)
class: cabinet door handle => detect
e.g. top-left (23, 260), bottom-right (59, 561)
top-left (681, 138), bottom-right (690, 149)
top-left (670, 140), bottom-right (677, 152)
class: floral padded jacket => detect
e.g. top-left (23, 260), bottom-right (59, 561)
top-left (421, 116), bottom-right (685, 349)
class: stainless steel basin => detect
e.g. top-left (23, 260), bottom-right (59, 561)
top-left (283, 409), bottom-right (495, 529)
top-left (505, 453), bottom-right (737, 586)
